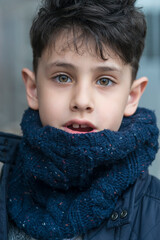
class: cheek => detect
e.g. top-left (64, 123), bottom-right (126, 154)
top-left (96, 101), bottom-right (125, 131)
top-left (38, 91), bottom-right (68, 126)
top-left (39, 103), bottom-right (64, 126)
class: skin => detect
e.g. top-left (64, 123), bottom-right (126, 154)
top-left (22, 33), bottom-right (148, 133)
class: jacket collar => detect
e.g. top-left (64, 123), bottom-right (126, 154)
top-left (106, 171), bottom-right (151, 229)
top-left (83, 172), bottom-right (151, 240)
top-left (0, 132), bottom-right (21, 164)
top-left (0, 132), bottom-right (21, 240)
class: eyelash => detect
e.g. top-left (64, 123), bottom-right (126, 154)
top-left (52, 74), bottom-right (72, 83)
top-left (96, 78), bottom-right (114, 86)
top-left (52, 74), bottom-right (114, 86)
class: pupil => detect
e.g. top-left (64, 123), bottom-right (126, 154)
top-left (101, 79), bottom-right (108, 85)
top-left (60, 75), bottom-right (67, 82)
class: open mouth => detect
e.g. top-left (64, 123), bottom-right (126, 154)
top-left (67, 124), bottom-right (94, 133)
top-left (64, 122), bottom-right (96, 134)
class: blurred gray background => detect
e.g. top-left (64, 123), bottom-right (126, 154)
top-left (0, 0), bottom-right (160, 178)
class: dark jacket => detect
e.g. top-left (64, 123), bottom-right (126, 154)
top-left (0, 131), bottom-right (160, 240)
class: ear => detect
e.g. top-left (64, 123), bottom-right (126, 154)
top-left (124, 77), bottom-right (148, 116)
top-left (22, 68), bottom-right (39, 110)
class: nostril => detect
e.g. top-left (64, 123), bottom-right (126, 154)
top-left (73, 105), bottom-right (78, 110)
top-left (72, 105), bottom-right (92, 111)
top-left (70, 101), bottom-right (94, 112)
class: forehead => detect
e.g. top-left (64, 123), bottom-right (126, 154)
top-left (43, 28), bottom-right (122, 64)
top-left (37, 30), bottom-right (133, 88)
top-left (38, 33), bottom-right (132, 87)
top-left (36, 30), bottom-right (134, 83)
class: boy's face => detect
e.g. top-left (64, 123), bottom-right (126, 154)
top-left (23, 34), bottom-right (147, 133)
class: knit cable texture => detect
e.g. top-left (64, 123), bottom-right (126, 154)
top-left (7, 107), bottom-right (159, 240)
top-left (8, 220), bottom-right (80, 240)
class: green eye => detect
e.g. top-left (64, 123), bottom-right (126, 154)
top-left (97, 78), bottom-right (113, 86)
top-left (54, 74), bottom-right (72, 83)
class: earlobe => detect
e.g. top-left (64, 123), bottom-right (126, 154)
top-left (124, 77), bottom-right (148, 116)
top-left (22, 68), bottom-right (39, 110)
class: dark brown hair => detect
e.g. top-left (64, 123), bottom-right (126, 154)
top-left (30, 0), bottom-right (147, 79)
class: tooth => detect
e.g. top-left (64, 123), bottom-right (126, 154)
top-left (81, 124), bottom-right (87, 128)
top-left (72, 124), bottom-right (79, 129)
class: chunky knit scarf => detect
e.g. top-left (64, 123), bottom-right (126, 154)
top-left (8, 107), bottom-right (159, 240)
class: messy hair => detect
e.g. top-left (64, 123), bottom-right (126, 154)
top-left (30, 0), bottom-right (147, 79)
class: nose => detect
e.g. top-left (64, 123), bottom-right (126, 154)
top-left (70, 84), bottom-right (94, 113)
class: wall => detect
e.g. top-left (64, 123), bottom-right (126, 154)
top-left (0, 0), bottom-right (38, 133)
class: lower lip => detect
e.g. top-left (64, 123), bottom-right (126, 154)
top-left (63, 127), bottom-right (97, 134)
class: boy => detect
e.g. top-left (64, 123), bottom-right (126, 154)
top-left (0, 0), bottom-right (160, 239)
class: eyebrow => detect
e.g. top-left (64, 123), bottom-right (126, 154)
top-left (47, 61), bottom-right (76, 71)
top-left (46, 61), bottom-right (121, 72)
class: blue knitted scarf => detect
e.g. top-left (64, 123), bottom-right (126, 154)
top-left (8, 107), bottom-right (159, 240)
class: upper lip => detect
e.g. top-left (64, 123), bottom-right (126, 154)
top-left (64, 119), bottom-right (96, 129)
